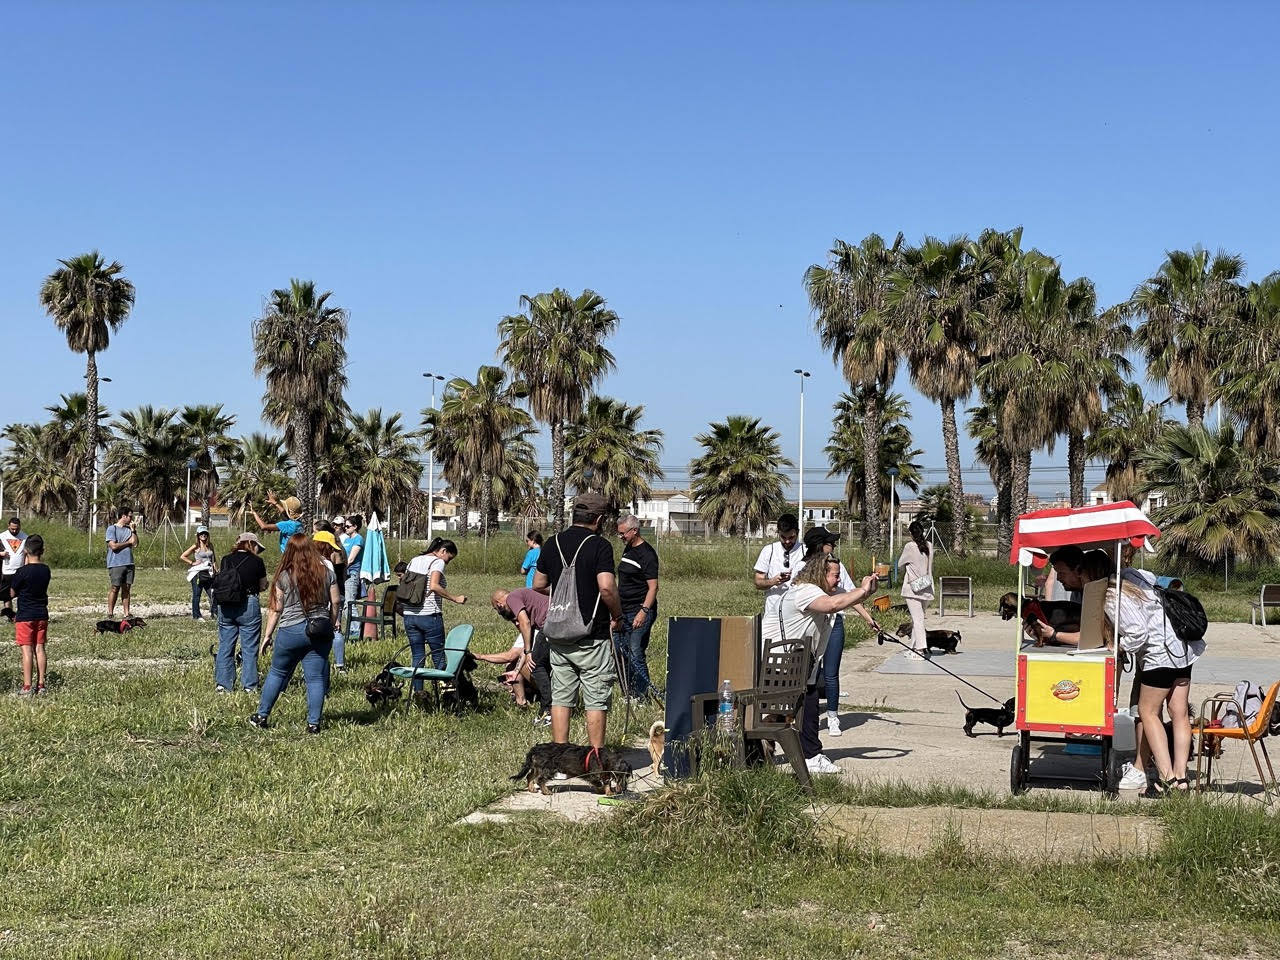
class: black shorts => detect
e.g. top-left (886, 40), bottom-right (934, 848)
top-left (0, 572), bottom-right (12, 599)
top-left (1139, 664), bottom-right (1193, 690)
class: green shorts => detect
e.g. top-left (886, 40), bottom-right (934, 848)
top-left (548, 637), bottom-right (615, 712)
top-left (109, 564), bottom-right (135, 588)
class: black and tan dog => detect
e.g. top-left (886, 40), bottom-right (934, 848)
top-left (998, 593), bottom-right (1081, 644)
top-left (510, 742), bottom-right (632, 796)
top-left (365, 661), bottom-right (405, 708)
top-left (95, 617), bottom-right (147, 634)
top-left (957, 692), bottom-right (1016, 737)
top-left (895, 622), bottom-right (962, 654)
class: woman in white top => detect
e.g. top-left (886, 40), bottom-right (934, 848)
top-left (400, 537), bottom-right (468, 692)
top-left (898, 521), bottom-right (933, 659)
top-left (760, 552), bottom-right (877, 776)
top-left (1108, 568), bottom-right (1205, 794)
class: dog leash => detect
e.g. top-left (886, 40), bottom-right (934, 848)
top-left (875, 630), bottom-right (1005, 705)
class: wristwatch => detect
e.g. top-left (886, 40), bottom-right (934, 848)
top-left (640, 606), bottom-right (653, 618)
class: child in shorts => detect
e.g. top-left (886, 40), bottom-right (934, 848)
top-left (9, 534), bottom-right (50, 695)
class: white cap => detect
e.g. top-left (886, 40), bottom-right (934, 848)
top-left (333, 515), bottom-right (346, 527)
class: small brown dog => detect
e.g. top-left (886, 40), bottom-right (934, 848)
top-left (648, 720), bottom-right (665, 774)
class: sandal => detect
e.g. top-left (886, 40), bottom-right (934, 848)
top-left (1144, 778), bottom-right (1176, 799)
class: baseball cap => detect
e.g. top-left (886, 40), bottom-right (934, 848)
top-left (236, 532), bottom-right (264, 550)
top-left (332, 515), bottom-right (346, 527)
top-left (313, 531), bottom-right (339, 551)
top-left (195, 524), bottom-right (209, 534)
top-left (574, 491), bottom-right (609, 517)
top-left (802, 526), bottom-right (841, 552)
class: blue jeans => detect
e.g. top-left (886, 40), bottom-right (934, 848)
top-left (613, 605), bottom-right (656, 698)
top-left (403, 613), bottom-right (445, 691)
top-left (343, 568), bottom-right (363, 645)
top-left (191, 577), bottom-right (216, 620)
top-left (215, 594), bottom-right (261, 691)
top-left (823, 615), bottom-right (846, 714)
top-left (256, 621), bottom-right (332, 726)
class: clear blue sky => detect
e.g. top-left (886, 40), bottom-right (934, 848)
top-left (4, 2), bottom-right (1278, 501)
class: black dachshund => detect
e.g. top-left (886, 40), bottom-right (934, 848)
top-left (896, 622), bottom-right (962, 654)
top-left (95, 617), bottom-right (147, 634)
top-left (957, 693), bottom-right (1016, 737)
top-left (510, 742), bottom-right (632, 796)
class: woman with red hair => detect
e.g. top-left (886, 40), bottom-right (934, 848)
top-left (249, 533), bottom-right (341, 733)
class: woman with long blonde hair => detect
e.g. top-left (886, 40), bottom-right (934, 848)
top-left (249, 533), bottom-right (340, 733)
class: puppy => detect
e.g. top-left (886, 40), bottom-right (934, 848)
top-left (510, 743), bottom-right (632, 796)
top-left (95, 617), bottom-right (146, 634)
top-left (439, 651), bottom-right (480, 713)
top-left (999, 593), bottom-right (1081, 630)
top-left (648, 720), bottom-right (665, 773)
top-left (365, 661), bottom-right (404, 707)
top-left (957, 693), bottom-right (1016, 737)
top-left (895, 622), bottom-right (962, 654)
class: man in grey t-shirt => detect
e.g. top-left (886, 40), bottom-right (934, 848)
top-left (105, 507), bottom-right (139, 619)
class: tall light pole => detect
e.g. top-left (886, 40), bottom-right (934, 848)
top-left (184, 458), bottom-right (198, 537)
top-left (794, 369), bottom-right (810, 527)
top-left (887, 466), bottom-right (899, 583)
top-left (423, 373), bottom-right (445, 535)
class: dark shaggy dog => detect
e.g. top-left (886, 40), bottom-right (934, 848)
top-left (510, 742), bottom-right (632, 796)
top-left (95, 617), bottom-right (146, 634)
top-left (895, 622), bottom-right (962, 654)
top-left (998, 593), bottom-right (1081, 644)
top-left (365, 661), bottom-right (405, 707)
top-left (957, 693), bottom-right (1016, 737)
top-left (438, 651), bottom-right (480, 712)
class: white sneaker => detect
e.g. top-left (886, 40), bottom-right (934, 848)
top-left (552, 771), bottom-right (570, 781)
top-left (826, 714), bottom-right (842, 737)
top-left (902, 650), bottom-right (925, 662)
top-left (1118, 761), bottom-right (1148, 791)
top-left (805, 753), bottom-right (841, 775)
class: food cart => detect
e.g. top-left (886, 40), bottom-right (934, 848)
top-left (1007, 501), bottom-right (1160, 794)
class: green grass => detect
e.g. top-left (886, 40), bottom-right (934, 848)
top-left (0, 562), bottom-right (1277, 957)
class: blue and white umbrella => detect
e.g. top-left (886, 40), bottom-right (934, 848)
top-left (360, 511), bottom-right (391, 585)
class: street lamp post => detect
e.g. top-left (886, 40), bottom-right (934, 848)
top-left (423, 373), bottom-right (445, 536)
top-left (887, 466), bottom-right (899, 584)
top-left (184, 458), bottom-right (198, 538)
top-left (794, 369), bottom-right (810, 527)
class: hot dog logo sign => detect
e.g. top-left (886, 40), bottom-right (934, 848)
top-left (1050, 678), bottom-right (1081, 701)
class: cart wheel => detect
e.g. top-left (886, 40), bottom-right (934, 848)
top-left (1010, 742), bottom-right (1029, 795)
top-left (1101, 737), bottom-right (1120, 796)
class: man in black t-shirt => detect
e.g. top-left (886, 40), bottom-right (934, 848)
top-left (614, 514), bottom-right (660, 701)
top-left (534, 492), bottom-right (622, 748)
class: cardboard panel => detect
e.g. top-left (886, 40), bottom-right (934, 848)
top-left (1078, 578), bottom-right (1110, 650)
top-left (717, 616), bottom-right (758, 692)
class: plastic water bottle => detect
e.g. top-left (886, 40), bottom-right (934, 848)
top-left (717, 679), bottom-right (735, 733)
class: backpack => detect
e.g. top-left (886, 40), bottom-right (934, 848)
top-left (211, 553), bottom-right (249, 605)
top-left (396, 568), bottom-right (429, 608)
top-left (543, 534), bottom-right (601, 642)
top-left (1153, 582), bottom-right (1209, 647)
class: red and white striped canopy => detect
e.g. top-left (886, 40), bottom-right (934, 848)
top-left (1009, 501), bottom-right (1160, 566)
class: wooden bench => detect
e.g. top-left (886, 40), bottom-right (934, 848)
top-left (937, 576), bottom-right (974, 617)
top-left (1251, 584), bottom-right (1280, 627)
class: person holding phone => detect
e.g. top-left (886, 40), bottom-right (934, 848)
top-left (752, 513), bottom-right (803, 622)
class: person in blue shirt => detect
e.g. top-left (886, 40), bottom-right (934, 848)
top-left (520, 531), bottom-right (542, 589)
top-left (250, 493), bottom-right (305, 553)
top-left (105, 507), bottom-right (139, 619)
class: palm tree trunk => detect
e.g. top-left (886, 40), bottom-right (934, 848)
top-left (78, 351), bottom-right (98, 530)
top-left (1012, 447), bottom-right (1032, 521)
top-left (458, 487), bottom-right (470, 539)
top-left (294, 412), bottom-right (315, 528)
top-left (479, 469), bottom-right (492, 537)
top-left (941, 397), bottom-right (967, 554)
top-left (862, 387), bottom-right (883, 551)
top-left (995, 449), bottom-right (1013, 557)
top-left (1067, 430), bottom-right (1086, 507)
top-left (1186, 400), bottom-right (1206, 431)
top-left (551, 419), bottom-right (566, 531)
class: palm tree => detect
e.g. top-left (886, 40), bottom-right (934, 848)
top-left (180, 404), bottom-right (236, 527)
top-left (43, 392), bottom-right (113, 484)
top-left (420, 406), bottom-right (471, 535)
top-left (346, 409), bottom-right (423, 519)
top-left (498, 288), bottom-right (619, 530)
top-left (1128, 247), bottom-right (1245, 430)
top-left (220, 433), bottom-right (294, 523)
top-left (1086, 383), bottom-right (1177, 506)
top-left (689, 416), bottom-right (791, 539)
top-left (106, 405), bottom-right (194, 524)
top-left (436, 366), bottom-right (532, 536)
top-left (1219, 271), bottom-right (1280, 456)
top-left (490, 427), bottom-right (541, 525)
top-left (1137, 423), bottom-right (1280, 569)
top-left (889, 235), bottom-right (984, 551)
top-left (565, 396), bottom-right (665, 515)
top-left (967, 399), bottom-right (1013, 553)
top-left (39, 252), bottom-right (135, 528)
top-left (316, 418), bottom-right (361, 517)
top-left (805, 233), bottom-right (905, 550)
top-left (252, 279), bottom-right (349, 527)
top-left (825, 388), bottom-right (922, 542)
top-left (0, 423), bottom-right (78, 516)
